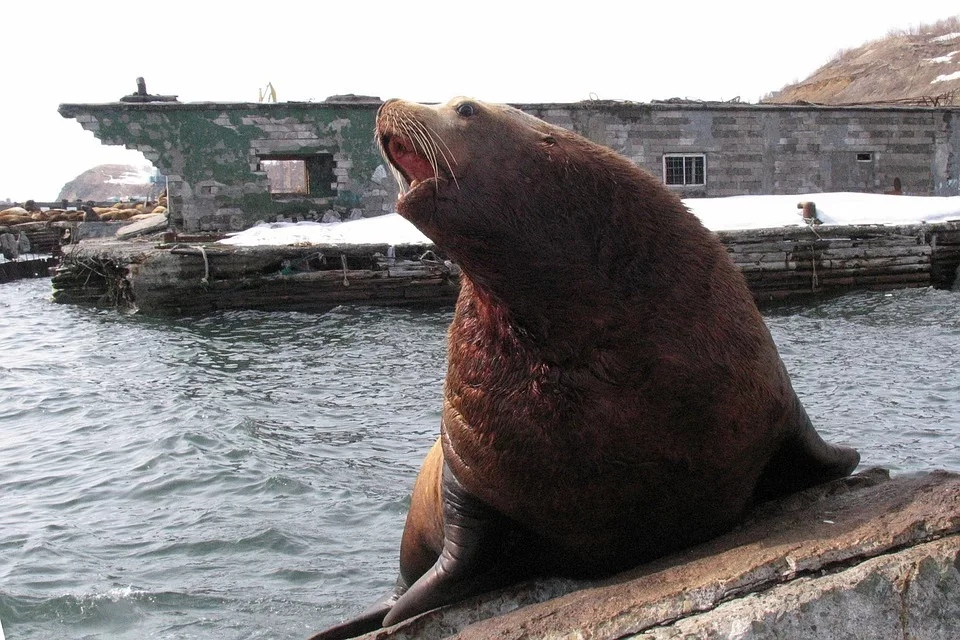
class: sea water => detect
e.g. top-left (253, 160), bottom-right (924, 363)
top-left (0, 278), bottom-right (957, 639)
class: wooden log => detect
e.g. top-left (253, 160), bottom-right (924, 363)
top-left (738, 261), bottom-right (801, 272)
top-left (725, 240), bottom-right (804, 253)
top-left (819, 245), bottom-right (932, 259)
top-left (819, 256), bottom-right (930, 269)
top-left (728, 251), bottom-right (790, 264)
top-left (747, 263), bottom-right (929, 282)
top-left (814, 272), bottom-right (931, 287)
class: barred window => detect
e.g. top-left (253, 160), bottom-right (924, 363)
top-left (663, 154), bottom-right (706, 186)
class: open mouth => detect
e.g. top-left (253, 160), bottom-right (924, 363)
top-left (380, 134), bottom-right (443, 192)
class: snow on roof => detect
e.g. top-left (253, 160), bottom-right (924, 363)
top-left (219, 211), bottom-right (432, 247)
top-left (688, 192), bottom-right (960, 231)
top-left (219, 193), bottom-right (960, 248)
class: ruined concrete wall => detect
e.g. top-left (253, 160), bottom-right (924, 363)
top-left (522, 102), bottom-right (959, 198)
top-left (59, 101), bottom-right (959, 232)
top-left (59, 101), bottom-right (397, 232)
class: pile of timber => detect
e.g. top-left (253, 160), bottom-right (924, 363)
top-left (719, 220), bottom-right (960, 301)
top-left (51, 239), bottom-right (460, 315)
top-left (49, 221), bottom-right (960, 315)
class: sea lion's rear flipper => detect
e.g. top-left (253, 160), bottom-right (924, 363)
top-left (381, 463), bottom-right (516, 627)
top-left (754, 396), bottom-right (860, 503)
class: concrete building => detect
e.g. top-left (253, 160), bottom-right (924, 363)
top-left (59, 98), bottom-right (960, 232)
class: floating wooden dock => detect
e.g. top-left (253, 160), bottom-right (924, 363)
top-left (49, 221), bottom-right (960, 315)
top-left (719, 221), bottom-right (960, 301)
top-left (0, 220), bottom-right (63, 284)
top-left (0, 257), bottom-right (60, 284)
top-left (52, 238), bottom-right (460, 314)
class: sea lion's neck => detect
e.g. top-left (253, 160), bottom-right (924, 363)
top-left (454, 266), bottom-right (612, 361)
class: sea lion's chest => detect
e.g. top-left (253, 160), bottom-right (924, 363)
top-left (439, 303), bottom-right (674, 515)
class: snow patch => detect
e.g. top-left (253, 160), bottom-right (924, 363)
top-left (924, 51), bottom-right (958, 63)
top-left (931, 32), bottom-right (960, 43)
top-left (105, 165), bottom-right (156, 186)
top-left (220, 214), bottom-right (433, 247)
top-left (219, 193), bottom-right (960, 247)
top-left (686, 192), bottom-right (960, 231)
top-left (932, 70), bottom-right (960, 83)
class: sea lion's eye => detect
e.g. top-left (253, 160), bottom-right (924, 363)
top-left (543, 136), bottom-right (557, 147)
top-left (456, 102), bottom-right (477, 117)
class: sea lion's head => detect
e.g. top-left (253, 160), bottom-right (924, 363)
top-left (375, 96), bottom-right (687, 316)
top-left (376, 97), bottom-right (566, 247)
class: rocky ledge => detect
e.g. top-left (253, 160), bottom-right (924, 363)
top-left (351, 468), bottom-right (960, 639)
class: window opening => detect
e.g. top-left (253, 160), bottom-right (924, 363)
top-left (663, 154), bottom-right (706, 186)
top-left (261, 154), bottom-right (336, 197)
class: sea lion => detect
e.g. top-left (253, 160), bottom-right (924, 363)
top-left (307, 97), bottom-right (860, 639)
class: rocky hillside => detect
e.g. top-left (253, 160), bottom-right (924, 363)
top-left (57, 164), bottom-right (161, 202)
top-left (764, 16), bottom-right (960, 105)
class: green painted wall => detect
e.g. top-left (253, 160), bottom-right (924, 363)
top-left (59, 101), bottom-right (395, 231)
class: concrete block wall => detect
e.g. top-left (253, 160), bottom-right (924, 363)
top-left (60, 100), bottom-right (958, 232)
top-left (522, 102), bottom-right (958, 199)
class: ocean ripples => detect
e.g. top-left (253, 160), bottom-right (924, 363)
top-left (766, 287), bottom-right (960, 472)
top-left (1, 279), bottom-right (958, 637)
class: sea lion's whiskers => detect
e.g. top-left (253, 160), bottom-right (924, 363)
top-left (396, 114), bottom-right (437, 171)
top-left (403, 116), bottom-right (459, 191)
top-left (376, 115), bottom-right (407, 194)
top-left (405, 118), bottom-right (439, 179)
top-left (384, 114), bottom-right (412, 194)
top-left (417, 121), bottom-right (460, 191)
top-left (400, 114), bottom-right (448, 192)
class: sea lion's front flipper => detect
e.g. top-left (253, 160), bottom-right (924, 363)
top-left (755, 395), bottom-right (861, 502)
top-left (306, 583), bottom-right (406, 640)
top-left (382, 463), bottom-right (515, 627)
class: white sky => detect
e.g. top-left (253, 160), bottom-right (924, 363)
top-left (2, 0), bottom-right (959, 202)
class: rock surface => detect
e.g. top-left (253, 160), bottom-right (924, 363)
top-left (56, 164), bottom-right (159, 202)
top-left (347, 468), bottom-right (960, 639)
top-left (115, 213), bottom-right (168, 239)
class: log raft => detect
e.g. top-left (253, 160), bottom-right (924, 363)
top-left (50, 221), bottom-right (960, 315)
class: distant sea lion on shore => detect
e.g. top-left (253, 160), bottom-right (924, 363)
top-left (308, 97), bottom-right (860, 639)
